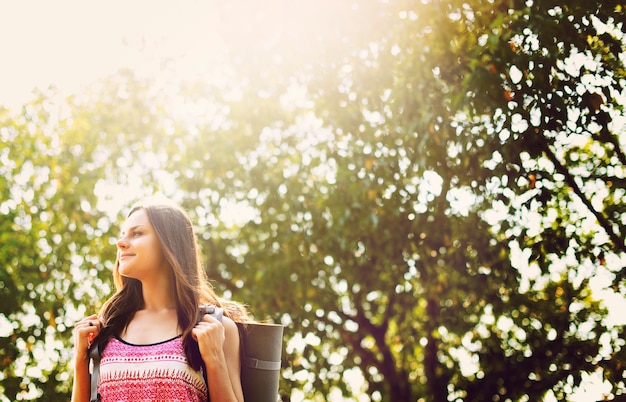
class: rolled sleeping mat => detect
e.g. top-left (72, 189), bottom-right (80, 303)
top-left (237, 322), bottom-right (284, 402)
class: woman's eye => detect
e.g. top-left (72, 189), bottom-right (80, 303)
top-left (133, 231), bottom-right (142, 237)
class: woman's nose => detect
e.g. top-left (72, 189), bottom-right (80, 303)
top-left (117, 237), bottom-right (129, 249)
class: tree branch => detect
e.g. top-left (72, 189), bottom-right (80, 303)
top-left (540, 135), bottom-right (626, 253)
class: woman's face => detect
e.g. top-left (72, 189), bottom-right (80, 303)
top-left (116, 209), bottom-right (168, 281)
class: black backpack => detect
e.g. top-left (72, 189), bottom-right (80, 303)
top-left (89, 305), bottom-right (283, 402)
top-left (200, 305), bottom-right (284, 402)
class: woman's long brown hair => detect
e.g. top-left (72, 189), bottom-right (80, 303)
top-left (93, 198), bottom-right (248, 370)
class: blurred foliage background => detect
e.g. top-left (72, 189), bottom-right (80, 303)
top-left (0, 0), bottom-right (625, 401)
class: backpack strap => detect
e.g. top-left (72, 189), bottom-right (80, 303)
top-left (89, 345), bottom-right (101, 402)
top-left (198, 304), bottom-right (223, 323)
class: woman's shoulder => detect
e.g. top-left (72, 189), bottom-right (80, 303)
top-left (221, 316), bottom-right (239, 336)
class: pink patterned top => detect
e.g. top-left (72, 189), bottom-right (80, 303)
top-left (98, 335), bottom-right (207, 402)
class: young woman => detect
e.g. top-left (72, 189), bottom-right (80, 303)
top-left (72, 198), bottom-right (247, 402)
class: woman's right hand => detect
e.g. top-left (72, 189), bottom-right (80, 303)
top-left (72, 314), bottom-right (101, 401)
top-left (73, 314), bottom-right (101, 361)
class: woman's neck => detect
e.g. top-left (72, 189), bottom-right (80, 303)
top-left (122, 307), bottom-right (180, 344)
top-left (139, 273), bottom-right (177, 311)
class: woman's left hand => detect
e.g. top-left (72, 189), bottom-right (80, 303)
top-left (192, 313), bottom-right (226, 363)
top-left (192, 315), bottom-right (244, 401)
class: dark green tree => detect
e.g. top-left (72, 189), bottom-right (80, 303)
top-left (190, 0), bottom-right (626, 400)
top-left (0, 92), bottom-right (115, 400)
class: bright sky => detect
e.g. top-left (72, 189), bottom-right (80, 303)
top-left (0, 0), bottom-right (222, 108)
